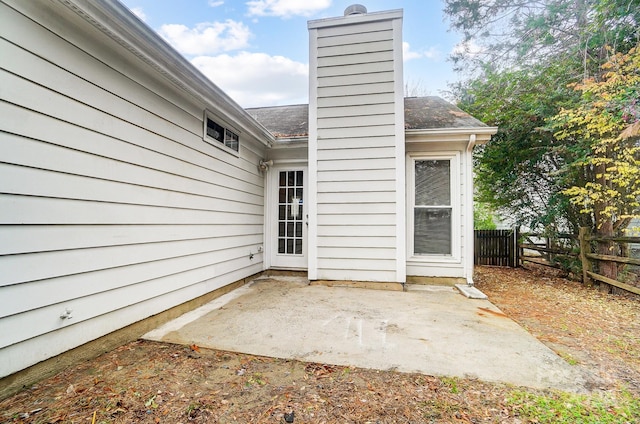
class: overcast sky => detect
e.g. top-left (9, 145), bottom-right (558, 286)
top-left (119, 0), bottom-right (466, 108)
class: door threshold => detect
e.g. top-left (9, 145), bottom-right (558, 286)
top-left (264, 268), bottom-right (308, 277)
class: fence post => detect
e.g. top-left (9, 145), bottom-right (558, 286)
top-left (517, 227), bottom-right (521, 267)
top-left (512, 226), bottom-right (519, 267)
top-left (519, 228), bottom-right (524, 268)
top-left (579, 227), bottom-right (592, 285)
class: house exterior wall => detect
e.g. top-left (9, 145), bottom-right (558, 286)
top-left (308, 9), bottom-right (406, 283)
top-left (0, 0), bottom-right (270, 379)
top-left (405, 141), bottom-right (469, 278)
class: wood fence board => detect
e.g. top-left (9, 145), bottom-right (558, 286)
top-left (474, 229), bottom-right (518, 267)
top-left (586, 253), bottom-right (640, 266)
top-left (586, 271), bottom-right (640, 296)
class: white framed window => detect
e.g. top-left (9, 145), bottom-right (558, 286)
top-left (408, 153), bottom-right (460, 260)
top-left (203, 110), bottom-right (240, 155)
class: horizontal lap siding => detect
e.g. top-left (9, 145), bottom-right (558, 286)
top-left (0, 3), bottom-right (265, 377)
top-left (317, 71), bottom-right (394, 88)
top-left (314, 19), bottom-right (399, 282)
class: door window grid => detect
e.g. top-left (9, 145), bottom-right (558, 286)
top-left (278, 170), bottom-right (303, 255)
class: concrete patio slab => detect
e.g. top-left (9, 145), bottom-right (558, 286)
top-left (143, 275), bottom-right (590, 392)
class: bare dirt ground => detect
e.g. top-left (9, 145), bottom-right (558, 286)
top-left (2, 265), bottom-right (640, 423)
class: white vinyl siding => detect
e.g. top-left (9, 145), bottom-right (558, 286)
top-left (309, 11), bottom-right (404, 283)
top-left (0, 1), bottom-right (266, 378)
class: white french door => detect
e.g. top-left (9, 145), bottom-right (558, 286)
top-left (270, 167), bottom-right (308, 269)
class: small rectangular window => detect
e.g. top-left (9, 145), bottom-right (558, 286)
top-left (203, 111), bottom-right (240, 154)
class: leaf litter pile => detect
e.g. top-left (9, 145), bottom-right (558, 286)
top-left (2, 265), bottom-right (640, 423)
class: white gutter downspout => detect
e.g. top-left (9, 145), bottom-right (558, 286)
top-left (465, 134), bottom-right (477, 286)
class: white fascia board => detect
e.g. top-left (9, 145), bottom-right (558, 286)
top-left (308, 9), bottom-right (403, 29)
top-left (271, 138), bottom-right (309, 147)
top-left (406, 127), bottom-right (498, 143)
top-left (57, 0), bottom-right (275, 148)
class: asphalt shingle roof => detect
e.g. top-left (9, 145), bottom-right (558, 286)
top-left (245, 104), bottom-right (309, 138)
top-left (245, 96), bottom-right (486, 138)
top-left (404, 96), bottom-right (487, 130)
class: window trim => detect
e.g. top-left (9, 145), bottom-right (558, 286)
top-left (407, 152), bottom-right (461, 262)
top-left (203, 110), bottom-right (241, 156)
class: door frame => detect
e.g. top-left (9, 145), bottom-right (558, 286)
top-left (264, 162), bottom-right (308, 270)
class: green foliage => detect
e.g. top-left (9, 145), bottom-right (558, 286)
top-left (507, 389), bottom-right (640, 423)
top-left (474, 201), bottom-right (497, 230)
top-left (444, 0), bottom-right (640, 71)
top-left (551, 46), bottom-right (640, 232)
top-left (551, 252), bottom-right (583, 277)
top-left (455, 63), bottom-right (585, 232)
top-left (439, 376), bottom-right (460, 394)
top-left (445, 0), bottom-right (640, 235)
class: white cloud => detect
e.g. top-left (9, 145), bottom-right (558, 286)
top-left (158, 20), bottom-right (251, 56)
top-left (246, 0), bottom-right (331, 18)
top-left (452, 40), bottom-right (484, 58)
top-left (130, 7), bottom-right (147, 22)
top-left (208, 0), bottom-right (224, 7)
top-left (403, 42), bottom-right (441, 61)
top-left (192, 52), bottom-right (308, 107)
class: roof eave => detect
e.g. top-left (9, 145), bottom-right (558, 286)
top-left (59, 0), bottom-right (275, 148)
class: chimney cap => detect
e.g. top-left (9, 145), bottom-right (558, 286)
top-left (344, 4), bottom-right (367, 16)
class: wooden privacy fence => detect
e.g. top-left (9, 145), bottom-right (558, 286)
top-left (474, 229), bottom-right (520, 267)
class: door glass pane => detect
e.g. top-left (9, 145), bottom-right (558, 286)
top-left (277, 170), bottom-right (304, 256)
top-left (414, 208), bottom-right (452, 255)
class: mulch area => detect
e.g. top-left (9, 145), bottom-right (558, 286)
top-left (474, 264), bottom-right (640, 393)
top-left (1, 265), bottom-right (639, 423)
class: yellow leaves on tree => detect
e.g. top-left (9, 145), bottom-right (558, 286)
top-left (552, 45), bottom-right (640, 230)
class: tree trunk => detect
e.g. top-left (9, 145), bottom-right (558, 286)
top-left (593, 163), bottom-right (618, 282)
top-left (596, 219), bottom-right (618, 281)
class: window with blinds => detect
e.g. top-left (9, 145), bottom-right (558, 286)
top-left (414, 159), bottom-right (452, 255)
